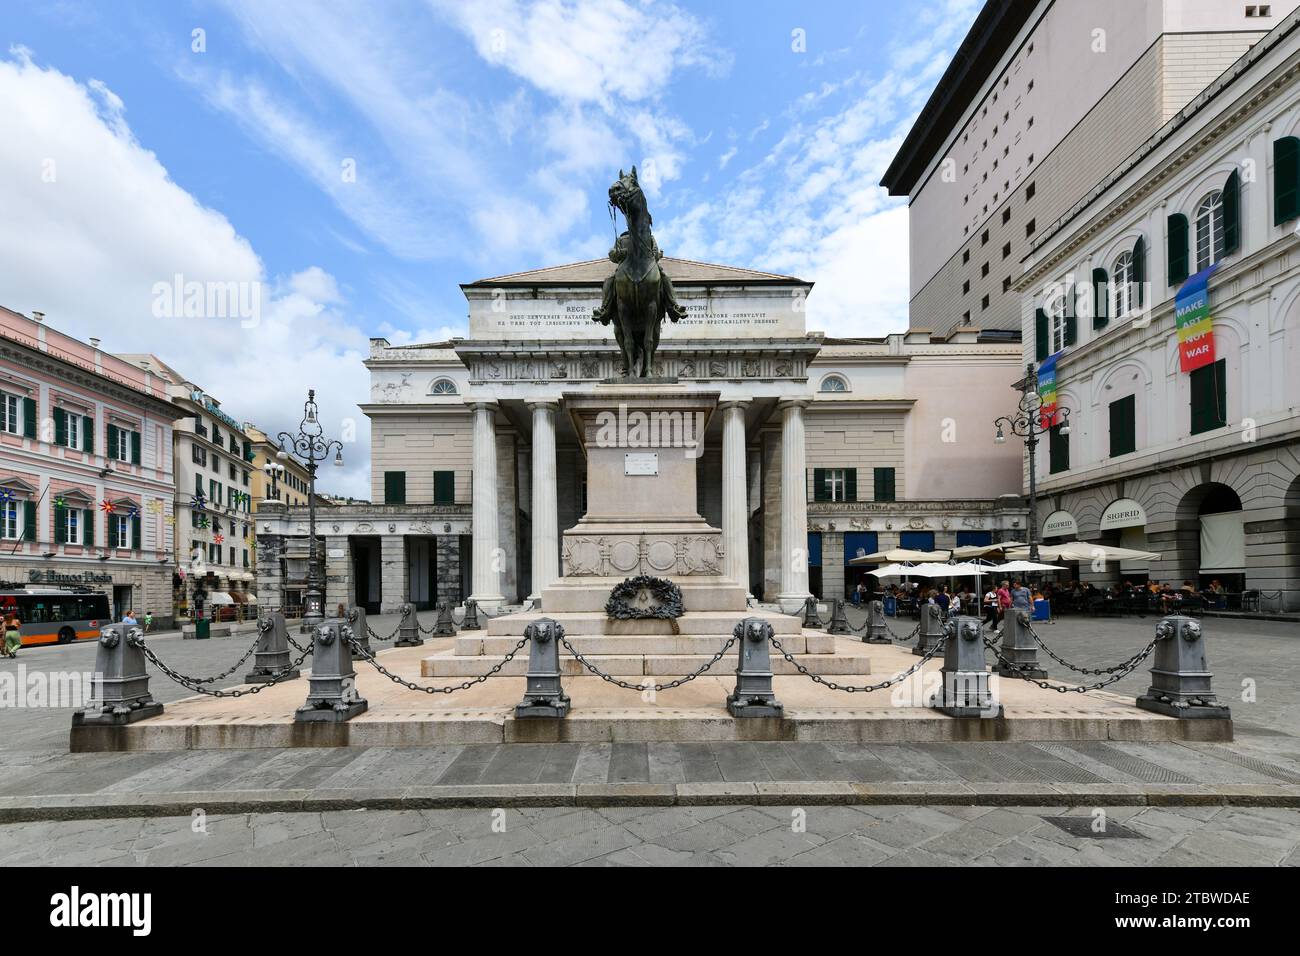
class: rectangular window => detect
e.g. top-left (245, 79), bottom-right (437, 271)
top-left (65, 508), bottom-right (80, 545)
top-left (1190, 360), bottom-right (1227, 435)
top-left (66, 413), bottom-right (81, 450)
top-left (873, 467), bottom-right (896, 503)
top-left (899, 530), bottom-right (934, 551)
top-left (209, 479), bottom-right (221, 505)
top-left (0, 393), bottom-right (21, 434)
top-left (1109, 396), bottom-right (1136, 457)
top-left (433, 470), bottom-right (456, 505)
top-left (191, 444), bottom-right (206, 466)
top-left (1026, 181), bottom-right (1035, 200)
top-left (0, 500), bottom-right (19, 539)
top-left (113, 514), bottom-right (130, 549)
top-left (384, 471), bottom-right (406, 505)
top-left (1049, 423), bottom-right (1070, 474)
top-left (1025, 218), bottom-right (1036, 237)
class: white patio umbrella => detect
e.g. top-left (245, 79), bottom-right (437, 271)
top-left (1005, 542), bottom-right (1160, 563)
top-left (864, 562), bottom-right (919, 579)
top-left (850, 548), bottom-right (952, 565)
top-left (950, 541), bottom-right (1027, 559)
top-left (996, 560), bottom-right (1069, 573)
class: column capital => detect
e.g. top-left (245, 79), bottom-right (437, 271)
top-left (776, 398), bottom-right (810, 411)
top-left (468, 400), bottom-right (499, 413)
top-left (717, 399), bottom-right (750, 412)
top-left (526, 399), bottom-right (560, 412)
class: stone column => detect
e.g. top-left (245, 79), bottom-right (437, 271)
top-left (324, 534), bottom-right (353, 616)
top-left (777, 400), bottom-right (812, 612)
top-left (379, 534), bottom-right (407, 614)
top-left (720, 402), bottom-right (750, 594)
top-left (436, 535), bottom-right (462, 606)
top-left (470, 402), bottom-right (505, 609)
top-left (528, 401), bottom-right (559, 603)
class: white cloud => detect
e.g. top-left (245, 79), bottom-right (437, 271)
top-left (0, 50), bottom-right (372, 497)
top-left (718, 146), bottom-right (737, 170)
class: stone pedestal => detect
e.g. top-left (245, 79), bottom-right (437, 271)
top-left (556, 388), bottom-right (731, 609)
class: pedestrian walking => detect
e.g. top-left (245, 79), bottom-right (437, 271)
top-left (143, 610), bottom-right (153, 633)
top-left (3, 611), bottom-right (21, 658)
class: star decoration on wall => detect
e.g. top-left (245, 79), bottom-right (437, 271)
top-left (147, 499), bottom-right (164, 514)
top-left (0, 487), bottom-right (14, 502)
top-left (196, 515), bottom-right (210, 530)
top-left (53, 495), bottom-right (67, 508)
top-left (99, 500), bottom-right (116, 514)
top-left (191, 494), bottom-right (207, 511)
top-left (214, 533), bottom-right (225, 544)
top-left (164, 515), bottom-right (176, 526)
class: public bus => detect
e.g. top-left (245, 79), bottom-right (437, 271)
top-left (0, 585), bottom-right (111, 646)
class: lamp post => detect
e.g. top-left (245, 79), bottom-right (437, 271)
top-left (263, 460), bottom-right (284, 501)
top-left (993, 362), bottom-right (1070, 563)
top-left (277, 390), bottom-right (343, 628)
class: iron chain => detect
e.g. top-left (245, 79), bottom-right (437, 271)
top-left (139, 639), bottom-right (312, 698)
top-left (348, 637), bottom-right (526, 694)
top-left (984, 631), bottom-right (1159, 694)
top-left (768, 632), bottom-right (945, 693)
top-left (558, 633), bottom-right (737, 692)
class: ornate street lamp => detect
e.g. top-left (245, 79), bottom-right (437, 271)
top-left (277, 389), bottom-right (344, 627)
top-left (263, 460), bottom-right (285, 500)
top-left (993, 363), bottom-right (1071, 563)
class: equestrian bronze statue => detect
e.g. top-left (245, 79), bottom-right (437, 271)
top-left (592, 166), bottom-right (688, 377)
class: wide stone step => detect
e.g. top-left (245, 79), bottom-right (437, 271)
top-left (456, 632), bottom-right (835, 657)
top-left (420, 652), bottom-right (873, 678)
top-left (485, 611), bottom-right (803, 637)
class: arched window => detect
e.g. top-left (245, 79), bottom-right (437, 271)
top-left (1111, 250), bottom-right (1134, 317)
top-left (429, 378), bottom-right (458, 396)
top-left (819, 374), bottom-right (849, 393)
top-left (1195, 191), bottom-right (1224, 272)
top-left (1048, 291), bottom-right (1067, 353)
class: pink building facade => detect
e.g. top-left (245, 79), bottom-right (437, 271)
top-left (0, 307), bottom-right (178, 626)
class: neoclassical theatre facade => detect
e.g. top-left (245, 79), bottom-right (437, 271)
top-left (256, 257), bottom-right (1027, 613)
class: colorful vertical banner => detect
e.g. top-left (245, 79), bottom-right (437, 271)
top-left (1037, 351), bottom-right (1060, 429)
top-left (1175, 263), bottom-right (1217, 373)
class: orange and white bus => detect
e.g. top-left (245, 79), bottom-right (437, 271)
top-left (0, 585), bottom-right (111, 646)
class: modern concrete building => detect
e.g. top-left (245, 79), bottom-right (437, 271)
top-left (882, 0), bottom-right (1299, 340)
top-left (1010, 9), bottom-right (1300, 609)
top-left (256, 259), bottom-right (1026, 614)
top-left (0, 308), bottom-right (178, 625)
top-left (120, 355), bottom-right (257, 620)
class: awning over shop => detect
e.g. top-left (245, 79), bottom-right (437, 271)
top-left (1042, 510), bottom-right (1078, 538)
top-left (1099, 498), bottom-right (1147, 531)
top-left (208, 591), bottom-right (235, 605)
top-left (1199, 511), bottom-right (1245, 573)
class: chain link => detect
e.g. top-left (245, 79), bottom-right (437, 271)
top-left (768, 632), bottom-right (946, 693)
top-left (1023, 621), bottom-right (1151, 676)
top-left (558, 633), bottom-right (737, 692)
top-left (984, 630), bottom-right (1159, 694)
top-left (139, 638), bottom-right (312, 698)
top-left (347, 637), bottom-right (527, 694)
top-left (365, 623), bottom-right (401, 643)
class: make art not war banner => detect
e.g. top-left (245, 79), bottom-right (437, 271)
top-left (1037, 351), bottom-right (1060, 429)
top-left (1175, 264), bottom-right (1218, 372)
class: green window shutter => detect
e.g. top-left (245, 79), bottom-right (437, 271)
top-left (1222, 169), bottom-right (1240, 255)
top-left (1274, 136), bottom-right (1300, 225)
top-left (195, 474), bottom-right (203, 496)
top-left (1048, 425), bottom-right (1069, 474)
top-left (384, 471), bottom-right (406, 505)
top-left (1092, 267), bottom-right (1109, 329)
top-left (54, 505), bottom-right (65, 544)
top-left (1034, 308), bottom-right (1049, 361)
top-left (132, 515), bottom-right (141, 550)
top-left (1167, 213), bottom-right (1189, 286)
top-left (83, 416), bottom-right (94, 454)
top-left (844, 468), bottom-right (857, 503)
top-left (1064, 312), bottom-right (1077, 347)
top-left (83, 508), bottom-right (94, 547)
top-left (131, 430), bottom-right (141, 465)
top-left (1133, 236), bottom-right (1146, 306)
top-left (22, 395), bottom-right (36, 439)
top-left (53, 408), bottom-right (66, 446)
top-left (1190, 360), bottom-right (1227, 435)
top-left (23, 500), bottom-right (35, 541)
top-left (873, 467), bottom-right (896, 503)
top-left (107, 424), bottom-right (118, 459)
top-left (1109, 396), bottom-right (1135, 457)
top-left (812, 468), bottom-right (828, 502)
top-left (433, 470), bottom-right (455, 505)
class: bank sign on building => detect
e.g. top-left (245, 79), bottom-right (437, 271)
top-left (256, 256), bottom-right (1026, 614)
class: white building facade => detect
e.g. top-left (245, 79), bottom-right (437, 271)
top-left (1014, 10), bottom-right (1300, 608)
top-left (257, 259), bottom-right (1027, 614)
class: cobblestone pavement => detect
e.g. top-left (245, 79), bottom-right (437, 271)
top-left (0, 613), bottom-right (1295, 865)
top-left (2, 803), bottom-right (1297, 867)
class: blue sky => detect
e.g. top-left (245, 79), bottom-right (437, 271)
top-left (0, 0), bottom-right (980, 496)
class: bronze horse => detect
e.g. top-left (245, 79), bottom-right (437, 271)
top-left (593, 167), bottom-right (685, 377)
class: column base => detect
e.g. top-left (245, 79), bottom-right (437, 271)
top-left (469, 594), bottom-right (505, 613)
top-left (777, 592), bottom-right (813, 615)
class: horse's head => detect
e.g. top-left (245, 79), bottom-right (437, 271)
top-left (608, 166), bottom-right (647, 220)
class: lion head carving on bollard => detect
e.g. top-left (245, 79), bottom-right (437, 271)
top-left (925, 604), bottom-right (941, 623)
top-left (960, 620), bottom-right (980, 642)
top-left (1182, 620), bottom-right (1202, 642)
top-left (99, 627), bottom-right (120, 649)
top-left (732, 618), bottom-right (773, 643)
top-left (315, 624), bottom-right (335, 646)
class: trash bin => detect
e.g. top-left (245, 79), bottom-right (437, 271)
top-left (195, 618), bottom-right (211, 640)
top-left (884, 596), bottom-right (897, 617)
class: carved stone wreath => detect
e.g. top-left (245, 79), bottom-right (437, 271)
top-left (605, 575), bottom-right (684, 620)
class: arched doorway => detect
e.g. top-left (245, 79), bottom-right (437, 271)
top-left (1177, 482), bottom-right (1245, 593)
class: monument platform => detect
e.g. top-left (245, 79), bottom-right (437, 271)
top-left (68, 636), bottom-right (1232, 752)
